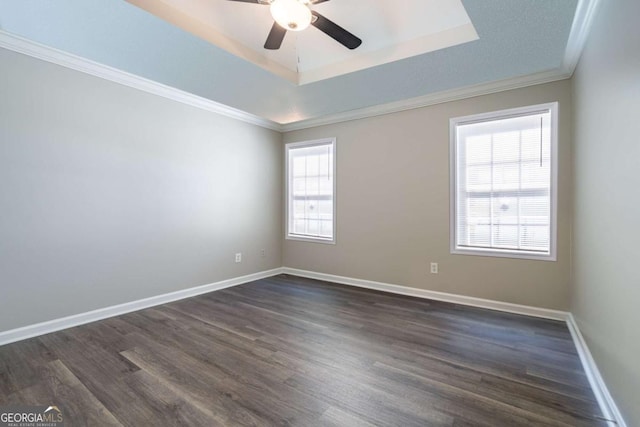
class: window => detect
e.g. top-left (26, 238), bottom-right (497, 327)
top-left (286, 138), bottom-right (336, 243)
top-left (450, 103), bottom-right (558, 260)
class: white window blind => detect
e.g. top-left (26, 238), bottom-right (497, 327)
top-left (451, 103), bottom-right (557, 260)
top-left (286, 138), bottom-right (335, 243)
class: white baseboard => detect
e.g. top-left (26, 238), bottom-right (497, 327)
top-left (0, 31), bottom-right (281, 132)
top-left (0, 266), bottom-right (625, 426)
top-left (281, 268), bottom-right (625, 426)
top-left (0, 267), bottom-right (567, 347)
top-left (281, 267), bottom-right (568, 321)
top-left (566, 314), bottom-right (627, 427)
top-left (0, 268), bottom-right (283, 346)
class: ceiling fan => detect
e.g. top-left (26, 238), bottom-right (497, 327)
top-left (227, 0), bottom-right (362, 50)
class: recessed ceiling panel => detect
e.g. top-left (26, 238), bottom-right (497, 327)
top-left (126, 0), bottom-right (478, 85)
top-left (0, 0), bottom-right (579, 124)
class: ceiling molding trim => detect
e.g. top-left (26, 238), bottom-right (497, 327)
top-left (281, 68), bottom-right (572, 132)
top-left (562, 0), bottom-right (601, 75)
top-left (1, 0), bottom-right (598, 136)
top-left (0, 30), bottom-right (282, 132)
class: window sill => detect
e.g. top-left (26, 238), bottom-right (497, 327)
top-left (286, 235), bottom-right (336, 245)
top-left (451, 247), bottom-right (556, 262)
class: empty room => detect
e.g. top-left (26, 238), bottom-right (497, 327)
top-left (0, 0), bottom-right (637, 426)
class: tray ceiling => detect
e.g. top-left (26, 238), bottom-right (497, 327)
top-left (0, 0), bottom-right (581, 125)
top-left (126, 0), bottom-right (478, 85)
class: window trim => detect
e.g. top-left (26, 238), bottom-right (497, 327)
top-left (285, 137), bottom-right (337, 244)
top-left (449, 102), bottom-right (558, 261)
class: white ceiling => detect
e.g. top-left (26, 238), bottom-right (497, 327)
top-left (127, 0), bottom-right (478, 85)
top-left (0, 0), bottom-right (592, 127)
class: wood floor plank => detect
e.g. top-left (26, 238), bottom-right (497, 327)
top-left (121, 346), bottom-right (262, 426)
top-left (45, 360), bottom-right (123, 427)
top-left (371, 361), bottom-right (576, 427)
top-left (0, 338), bottom-right (56, 397)
top-left (121, 370), bottom-right (229, 427)
top-left (0, 274), bottom-right (607, 426)
top-left (319, 406), bottom-right (379, 427)
top-left (282, 358), bottom-right (456, 426)
top-left (120, 335), bottom-right (328, 426)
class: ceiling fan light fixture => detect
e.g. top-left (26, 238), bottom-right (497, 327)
top-left (270, 0), bottom-right (312, 31)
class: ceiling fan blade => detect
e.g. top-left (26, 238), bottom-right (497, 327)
top-left (311, 11), bottom-right (362, 49)
top-left (226, 0), bottom-right (266, 3)
top-left (264, 21), bottom-right (287, 50)
top-left (310, 0), bottom-right (331, 4)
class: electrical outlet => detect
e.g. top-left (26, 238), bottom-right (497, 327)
top-left (235, 253), bottom-right (242, 263)
top-left (430, 262), bottom-right (438, 274)
top-left (260, 249), bottom-right (266, 258)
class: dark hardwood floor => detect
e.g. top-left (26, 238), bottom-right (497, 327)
top-left (0, 275), bottom-right (607, 426)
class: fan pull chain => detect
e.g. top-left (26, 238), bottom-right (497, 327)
top-left (539, 117), bottom-right (543, 167)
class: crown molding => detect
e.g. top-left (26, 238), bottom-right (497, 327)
top-left (0, 30), bottom-right (282, 132)
top-left (280, 0), bottom-right (599, 132)
top-left (562, 0), bottom-right (602, 74)
top-left (281, 68), bottom-right (571, 132)
top-left (1, 0), bottom-right (598, 133)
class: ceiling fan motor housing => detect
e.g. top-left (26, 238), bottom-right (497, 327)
top-left (270, 0), bottom-right (312, 31)
top-left (227, 0), bottom-right (361, 51)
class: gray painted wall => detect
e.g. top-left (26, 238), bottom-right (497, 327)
top-left (571, 0), bottom-right (640, 424)
top-left (3, 8), bottom-right (637, 421)
top-left (283, 80), bottom-right (573, 310)
top-left (0, 48), bottom-right (283, 331)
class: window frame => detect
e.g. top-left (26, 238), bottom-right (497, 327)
top-left (285, 137), bottom-right (337, 244)
top-left (449, 102), bottom-right (558, 261)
